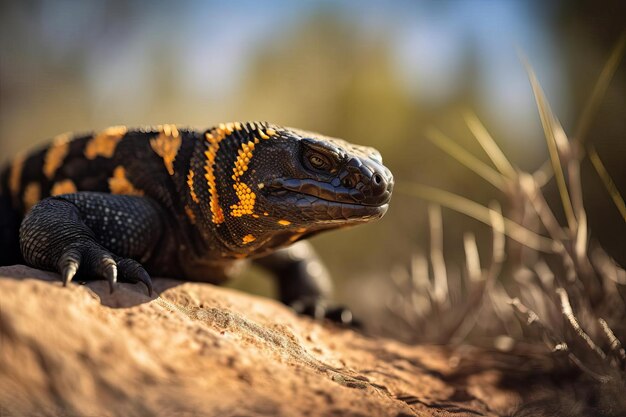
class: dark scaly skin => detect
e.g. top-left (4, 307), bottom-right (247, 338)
top-left (0, 123), bottom-right (393, 323)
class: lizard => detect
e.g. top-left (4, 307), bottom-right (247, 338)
top-left (0, 122), bottom-right (393, 322)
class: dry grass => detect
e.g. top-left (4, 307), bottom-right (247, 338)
top-left (392, 35), bottom-right (626, 412)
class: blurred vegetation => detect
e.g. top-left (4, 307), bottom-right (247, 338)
top-left (382, 42), bottom-right (626, 415)
top-left (0, 0), bottom-right (624, 338)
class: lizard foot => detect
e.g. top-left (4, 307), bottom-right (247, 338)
top-left (58, 242), bottom-right (153, 296)
top-left (20, 195), bottom-right (158, 296)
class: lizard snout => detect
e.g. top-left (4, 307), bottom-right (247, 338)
top-left (341, 158), bottom-right (393, 206)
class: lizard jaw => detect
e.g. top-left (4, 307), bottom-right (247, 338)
top-left (265, 179), bottom-right (390, 223)
top-left (267, 177), bottom-right (392, 206)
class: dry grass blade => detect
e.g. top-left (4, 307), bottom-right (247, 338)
top-left (575, 32), bottom-right (626, 145)
top-left (428, 204), bottom-right (449, 305)
top-left (490, 284), bottom-right (522, 337)
top-left (534, 33), bottom-right (626, 186)
top-left (397, 183), bottom-right (557, 252)
top-left (533, 159), bottom-right (553, 188)
top-left (463, 110), bottom-right (517, 180)
top-left (566, 145), bottom-right (589, 263)
top-left (556, 288), bottom-right (607, 360)
top-left (511, 297), bottom-right (611, 383)
top-left (425, 127), bottom-right (507, 191)
top-left (574, 208), bottom-right (589, 262)
top-left (588, 144), bottom-right (626, 222)
top-left (519, 173), bottom-right (568, 241)
top-left (488, 201), bottom-right (506, 267)
top-left (522, 55), bottom-right (577, 230)
top-left (598, 318), bottom-right (626, 367)
top-left (567, 354), bottom-right (612, 383)
top-left (591, 246), bottom-right (626, 285)
top-left (463, 232), bottom-right (482, 282)
top-left (509, 298), bottom-right (562, 349)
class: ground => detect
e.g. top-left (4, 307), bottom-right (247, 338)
top-left (0, 266), bottom-right (521, 417)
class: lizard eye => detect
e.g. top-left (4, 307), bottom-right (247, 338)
top-left (307, 153), bottom-right (330, 171)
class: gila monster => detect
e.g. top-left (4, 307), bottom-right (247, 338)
top-left (0, 122), bottom-right (393, 322)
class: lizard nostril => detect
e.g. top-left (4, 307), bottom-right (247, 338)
top-left (370, 171), bottom-right (388, 198)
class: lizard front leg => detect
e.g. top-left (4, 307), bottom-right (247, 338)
top-left (254, 241), bottom-right (354, 324)
top-left (20, 192), bottom-right (164, 294)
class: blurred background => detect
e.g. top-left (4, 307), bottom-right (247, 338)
top-left (1, 0), bottom-right (624, 338)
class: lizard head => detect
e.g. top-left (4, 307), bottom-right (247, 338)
top-left (190, 122), bottom-right (393, 257)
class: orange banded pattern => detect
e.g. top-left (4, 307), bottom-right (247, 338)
top-left (187, 169), bottom-right (199, 203)
top-left (204, 123), bottom-right (240, 224)
top-left (230, 140), bottom-right (258, 217)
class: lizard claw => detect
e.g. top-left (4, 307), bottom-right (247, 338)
top-left (62, 262), bottom-right (79, 287)
top-left (134, 267), bottom-right (153, 296)
top-left (58, 249), bottom-right (81, 286)
top-left (101, 260), bottom-right (117, 294)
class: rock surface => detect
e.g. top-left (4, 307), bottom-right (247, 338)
top-left (0, 266), bottom-right (520, 416)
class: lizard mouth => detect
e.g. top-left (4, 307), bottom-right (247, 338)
top-left (265, 178), bottom-right (390, 222)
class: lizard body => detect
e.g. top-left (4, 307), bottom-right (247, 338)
top-left (0, 122), bottom-right (393, 321)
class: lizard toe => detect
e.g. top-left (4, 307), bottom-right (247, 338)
top-left (116, 258), bottom-right (154, 296)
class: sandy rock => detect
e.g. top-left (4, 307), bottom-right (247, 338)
top-left (0, 265), bottom-right (519, 416)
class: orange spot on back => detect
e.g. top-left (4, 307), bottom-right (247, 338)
top-left (43, 133), bottom-right (70, 179)
top-left (277, 220), bottom-right (291, 226)
top-left (242, 234), bottom-right (256, 244)
top-left (108, 166), bottom-right (144, 196)
top-left (50, 179), bottom-right (77, 196)
top-left (23, 182), bottom-right (41, 211)
top-left (150, 124), bottom-right (181, 175)
top-left (85, 126), bottom-right (128, 159)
